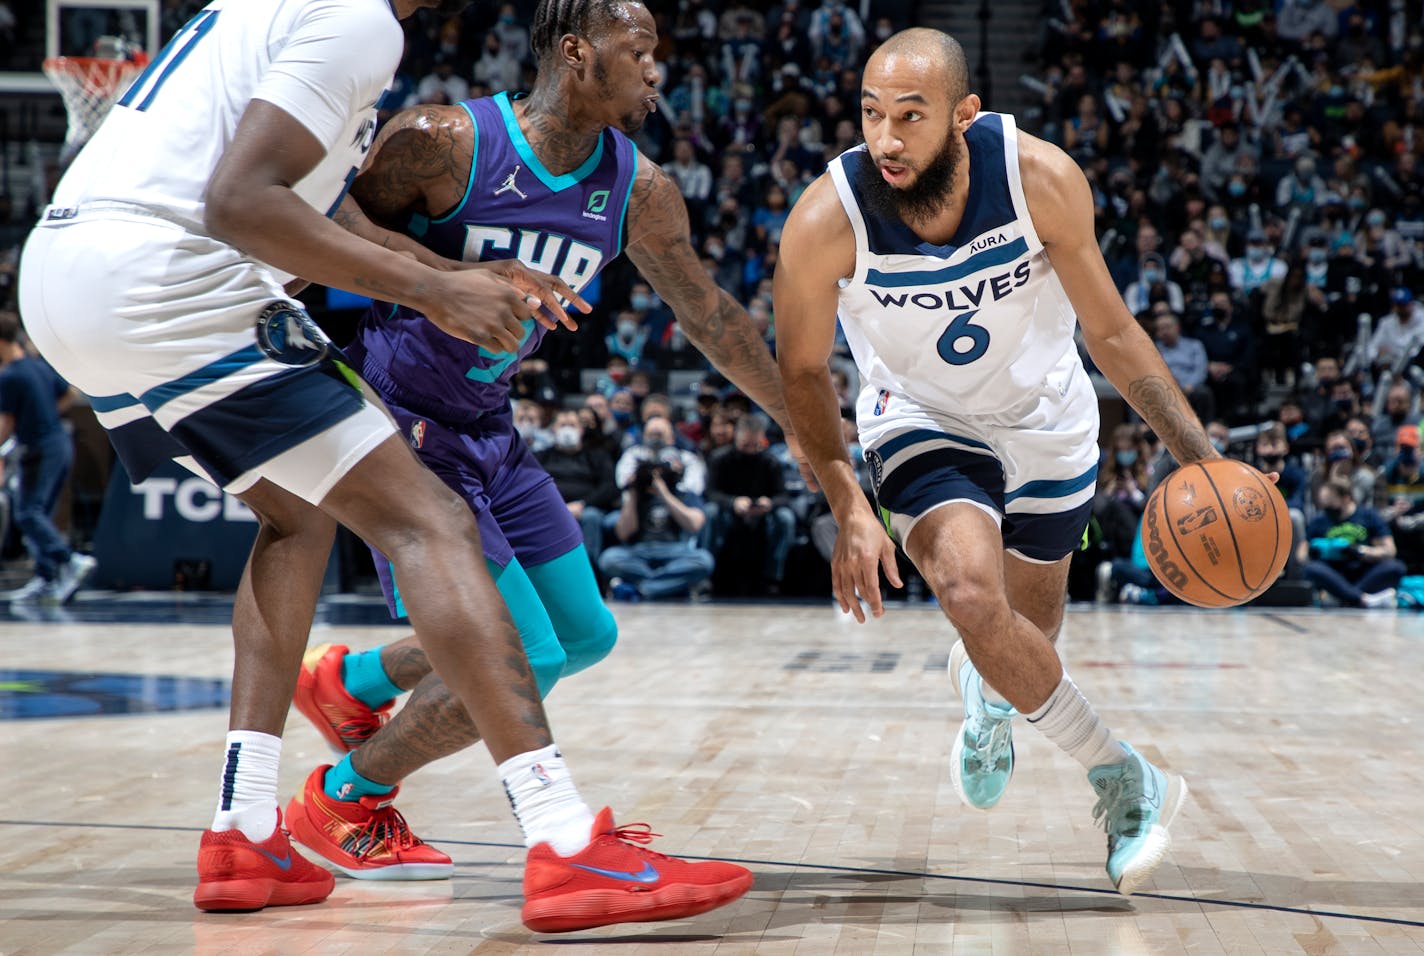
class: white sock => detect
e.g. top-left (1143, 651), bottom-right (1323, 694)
top-left (1026, 676), bottom-right (1127, 771)
top-left (209, 730), bottom-right (280, 842)
top-left (498, 744), bottom-right (595, 857)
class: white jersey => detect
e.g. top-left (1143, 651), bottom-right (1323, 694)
top-left (52, 0), bottom-right (398, 247)
top-left (828, 113), bottom-right (1081, 420)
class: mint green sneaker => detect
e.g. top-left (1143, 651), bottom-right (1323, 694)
top-left (1088, 743), bottom-right (1187, 895)
top-left (948, 640), bottom-right (1016, 812)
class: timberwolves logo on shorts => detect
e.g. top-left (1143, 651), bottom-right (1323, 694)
top-left (255, 302), bottom-right (328, 367)
top-left (867, 447), bottom-right (885, 491)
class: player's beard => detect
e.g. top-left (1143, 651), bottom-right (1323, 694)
top-left (593, 53), bottom-right (647, 134)
top-left (854, 128), bottom-right (964, 226)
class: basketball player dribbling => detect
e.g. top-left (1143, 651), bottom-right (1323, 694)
top-left (776, 29), bottom-right (1223, 895)
top-left (19, 0), bottom-right (752, 931)
top-left (283, 0), bottom-right (797, 886)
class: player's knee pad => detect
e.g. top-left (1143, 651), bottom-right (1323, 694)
top-left (559, 606), bottom-right (618, 677)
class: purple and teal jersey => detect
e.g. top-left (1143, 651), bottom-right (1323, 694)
top-left (353, 90), bottom-right (640, 422)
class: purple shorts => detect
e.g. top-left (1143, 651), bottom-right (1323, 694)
top-left (371, 402), bottom-right (582, 616)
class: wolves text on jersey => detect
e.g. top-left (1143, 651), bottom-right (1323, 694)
top-left (869, 261), bottom-right (1031, 312)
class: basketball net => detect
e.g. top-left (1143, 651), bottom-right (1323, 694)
top-left (42, 46), bottom-right (150, 151)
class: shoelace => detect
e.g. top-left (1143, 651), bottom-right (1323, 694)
top-left (334, 708), bottom-right (389, 746)
top-left (1091, 767), bottom-right (1148, 839)
top-left (603, 822), bottom-right (678, 862)
top-left (966, 710), bottom-right (1013, 772)
top-left (350, 804), bottom-right (422, 859)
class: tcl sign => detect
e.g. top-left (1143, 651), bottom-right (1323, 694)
top-left (92, 461), bottom-right (261, 589)
top-left (131, 477), bottom-right (257, 523)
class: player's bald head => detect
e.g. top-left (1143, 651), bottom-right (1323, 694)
top-left (864, 28), bottom-right (969, 105)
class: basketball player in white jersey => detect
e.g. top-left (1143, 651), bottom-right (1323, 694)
top-left (776, 29), bottom-right (1214, 896)
top-left (18, 0), bottom-right (754, 929)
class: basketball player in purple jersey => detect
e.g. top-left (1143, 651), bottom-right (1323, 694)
top-left (285, 0), bottom-right (795, 884)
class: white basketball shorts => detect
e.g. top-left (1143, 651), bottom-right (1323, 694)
top-left (19, 208), bottom-right (395, 504)
top-left (855, 349), bottom-right (1101, 563)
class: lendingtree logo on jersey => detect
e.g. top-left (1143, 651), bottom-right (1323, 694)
top-left (583, 189), bottom-right (610, 222)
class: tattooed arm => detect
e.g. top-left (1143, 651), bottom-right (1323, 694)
top-left (1021, 133), bottom-right (1218, 465)
top-left (624, 160), bottom-right (791, 434)
top-left (350, 104), bottom-right (473, 231)
top-left (342, 105), bottom-right (588, 328)
top-left (333, 194), bottom-right (449, 270)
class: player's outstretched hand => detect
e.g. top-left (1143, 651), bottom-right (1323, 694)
top-left (832, 508), bottom-right (903, 623)
top-left (424, 269), bottom-right (537, 353)
top-left (468, 260), bottom-right (590, 332)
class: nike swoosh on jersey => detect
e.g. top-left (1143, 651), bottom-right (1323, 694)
top-left (569, 861), bottom-right (660, 883)
top-left (253, 846), bottom-right (293, 871)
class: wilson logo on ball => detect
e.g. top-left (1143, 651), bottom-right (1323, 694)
top-left (1144, 507), bottom-right (1188, 590)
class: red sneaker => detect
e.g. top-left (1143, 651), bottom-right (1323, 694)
top-left (521, 808), bottom-right (753, 933)
top-left (285, 765), bottom-right (453, 880)
top-left (193, 810), bottom-right (335, 911)
top-left (293, 643), bottom-right (391, 752)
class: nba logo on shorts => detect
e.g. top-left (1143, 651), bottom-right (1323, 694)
top-left (255, 302), bottom-right (328, 367)
top-left (410, 420), bottom-right (426, 450)
top-left (874, 390), bottom-right (891, 416)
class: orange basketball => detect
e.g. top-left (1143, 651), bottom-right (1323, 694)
top-left (1141, 458), bottom-right (1291, 608)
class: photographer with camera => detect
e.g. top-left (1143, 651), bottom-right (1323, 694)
top-left (600, 416), bottom-right (715, 600)
top-left (1297, 477), bottom-right (1405, 609)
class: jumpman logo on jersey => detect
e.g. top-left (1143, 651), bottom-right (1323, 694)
top-left (494, 165), bottom-right (527, 200)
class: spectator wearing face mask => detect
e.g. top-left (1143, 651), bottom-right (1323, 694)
top-left (1383, 425), bottom-right (1424, 571)
top-left (1345, 415), bottom-right (1385, 471)
top-left (705, 414), bottom-right (795, 596)
top-left (1276, 0), bottom-right (1339, 44)
top-left (536, 410), bottom-right (620, 562)
top-left (1299, 354), bottom-right (1343, 435)
top-left (1124, 252), bottom-right (1185, 317)
top-left (490, 3), bottom-right (529, 65)
top-left (1255, 423), bottom-right (1308, 513)
top-left (1366, 288), bottom-right (1424, 373)
top-left (1228, 229), bottom-right (1287, 296)
top-left (602, 416), bottom-right (714, 601)
top-left (512, 398), bottom-right (552, 453)
top-left (1260, 263), bottom-right (1323, 388)
top-left (1196, 292), bottom-right (1258, 423)
top-left (1313, 428), bottom-right (1382, 516)
top-left (605, 388), bottom-right (637, 450)
top-left (1152, 310), bottom-right (1214, 423)
top-left (1297, 479), bottom-right (1402, 609)
top-left (1093, 424), bottom-right (1152, 561)
top-left (1275, 156), bottom-right (1326, 211)
top-left (626, 281), bottom-right (672, 348)
top-left (1372, 382), bottom-right (1419, 455)
top-left (605, 309), bottom-right (653, 367)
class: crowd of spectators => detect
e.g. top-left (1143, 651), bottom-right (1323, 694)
top-left (1034, 0), bottom-right (1424, 607)
top-left (0, 0), bottom-right (1422, 609)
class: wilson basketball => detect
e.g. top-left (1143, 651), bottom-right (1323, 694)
top-left (1141, 458), bottom-right (1291, 608)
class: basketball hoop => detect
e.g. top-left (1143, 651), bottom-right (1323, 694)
top-left (42, 51), bottom-right (150, 150)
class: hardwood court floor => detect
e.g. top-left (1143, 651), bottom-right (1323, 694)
top-left (2, 600), bottom-right (1422, 955)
